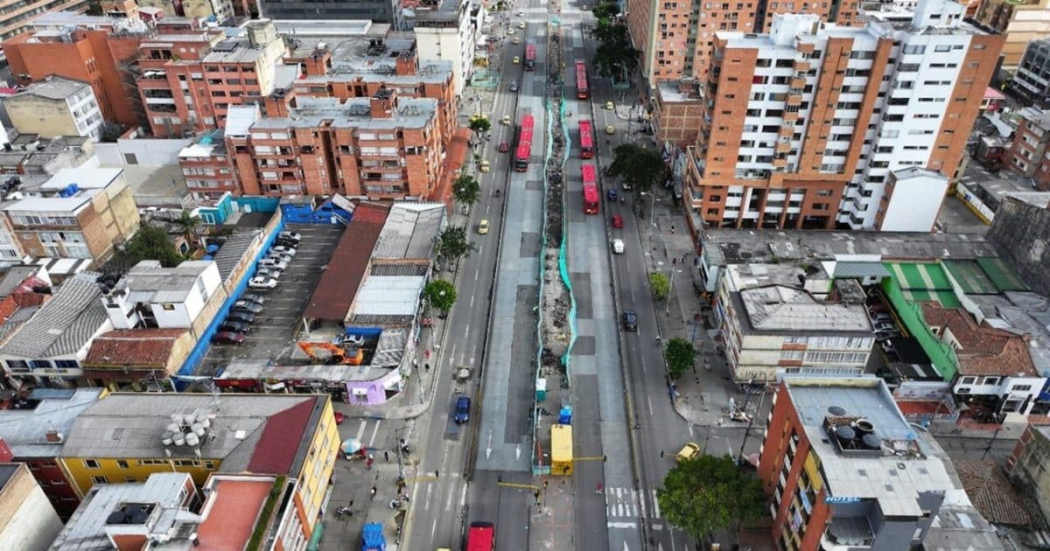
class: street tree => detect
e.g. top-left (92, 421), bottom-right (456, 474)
top-left (657, 455), bottom-right (766, 543)
top-left (592, 23), bottom-right (639, 79)
top-left (454, 175), bottom-right (481, 207)
top-left (124, 225), bottom-right (184, 268)
top-left (423, 279), bottom-right (457, 312)
top-left (468, 116), bottom-right (491, 138)
top-left (664, 337), bottom-right (695, 380)
top-left (649, 272), bottom-right (670, 300)
top-left (435, 225), bottom-right (478, 266)
top-left (592, 1), bottom-right (620, 23)
top-left (608, 144), bottom-right (666, 195)
top-left (172, 209), bottom-right (202, 246)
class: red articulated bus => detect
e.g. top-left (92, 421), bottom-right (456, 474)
top-left (575, 60), bottom-right (588, 99)
top-left (466, 521), bottom-right (494, 551)
top-left (582, 165), bottom-right (599, 214)
top-left (514, 113), bottom-right (534, 172)
top-left (524, 43), bottom-right (536, 71)
top-left (579, 119), bottom-right (594, 159)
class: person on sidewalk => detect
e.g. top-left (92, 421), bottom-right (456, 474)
top-left (366, 456), bottom-right (374, 470)
top-left (370, 486), bottom-right (377, 499)
top-left (596, 482), bottom-right (603, 494)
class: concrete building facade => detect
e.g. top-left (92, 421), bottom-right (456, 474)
top-left (1009, 38), bottom-right (1050, 104)
top-left (1005, 107), bottom-right (1050, 185)
top-left (973, 0), bottom-right (1050, 73)
top-left (0, 463), bottom-right (61, 551)
top-left (138, 0), bottom-right (234, 25)
top-left (4, 76), bottom-right (103, 140)
top-left (987, 193), bottom-right (1050, 298)
top-left (626, 0), bottom-right (860, 83)
top-left (403, 0), bottom-right (483, 95)
top-left (684, 2), bottom-right (1002, 232)
top-left (0, 0), bottom-right (90, 45)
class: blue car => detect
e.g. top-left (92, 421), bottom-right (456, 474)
top-left (454, 396), bottom-right (471, 424)
top-left (607, 188), bottom-right (618, 201)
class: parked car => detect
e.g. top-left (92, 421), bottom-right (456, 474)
top-left (334, 411), bottom-right (345, 425)
top-left (279, 231), bottom-right (302, 243)
top-left (875, 331), bottom-right (897, 341)
top-left (676, 442), bottom-right (701, 462)
top-left (249, 277), bottom-right (279, 290)
top-left (232, 301), bottom-right (263, 314)
top-left (259, 258), bottom-right (289, 271)
top-left (874, 321), bottom-right (897, 332)
top-left (240, 293), bottom-right (266, 305)
top-left (213, 331), bottom-right (245, 345)
top-left (275, 237), bottom-right (299, 248)
top-left (220, 320), bottom-right (251, 334)
top-left (266, 252), bottom-right (294, 264)
top-left (227, 310), bottom-right (255, 323)
top-left (271, 245), bottom-right (297, 256)
top-left (454, 396), bottom-right (471, 424)
top-left (622, 310), bottom-right (638, 331)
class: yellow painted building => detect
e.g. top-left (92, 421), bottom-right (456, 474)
top-left (57, 392), bottom-right (339, 537)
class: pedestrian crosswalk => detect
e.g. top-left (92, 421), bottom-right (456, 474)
top-left (603, 487), bottom-right (660, 520)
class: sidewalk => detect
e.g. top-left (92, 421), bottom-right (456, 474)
top-left (643, 190), bottom-right (748, 428)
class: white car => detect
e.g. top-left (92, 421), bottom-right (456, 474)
top-left (248, 277), bottom-right (278, 290)
top-left (271, 245), bottom-right (297, 256)
top-left (279, 231), bottom-right (302, 242)
top-left (612, 238), bottom-right (625, 254)
top-left (266, 252), bottom-right (294, 264)
top-left (259, 258), bottom-right (289, 271)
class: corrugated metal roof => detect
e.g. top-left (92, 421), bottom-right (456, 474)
top-left (832, 261), bottom-right (891, 279)
top-left (0, 271), bottom-right (108, 359)
top-left (213, 231), bottom-right (262, 282)
top-left (303, 203), bottom-right (389, 321)
top-left (372, 202), bottom-right (444, 260)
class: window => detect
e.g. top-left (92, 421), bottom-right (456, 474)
top-left (91, 476), bottom-right (109, 484)
top-left (982, 377), bottom-right (1000, 386)
top-left (162, 303), bottom-right (175, 311)
top-left (960, 376), bottom-right (976, 385)
top-left (117, 460), bottom-right (130, 469)
top-left (1013, 385), bottom-right (1033, 392)
top-left (84, 459), bottom-right (101, 469)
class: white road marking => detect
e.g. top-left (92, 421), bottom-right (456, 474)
top-left (607, 521), bottom-right (636, 529)
top-left (431, 518), bottom-right (438, 538)
top-left (367, 420), bottom-right (381, 447)
top-left (355, 420), bottom-right (367, 441)
top-left (647, 396), bottom-right (653, 416)
top-left (651, 490), bottom-right (661, 518)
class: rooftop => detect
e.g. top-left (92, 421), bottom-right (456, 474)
top-left (372, 202), bottom-right (444, 260)
top-left (211, 230), bottom-right (263, 283)
top-left (115, 260), bottom-right (213, 305)
top-left (701, 229), bottom-right (997, 267)
top-left (252, 97), bottom-right (438, 130)
top-left (83, 329), bottom-right (188, 369)
top-left (783, 376), bottom-right (953, 518)
top-left (304, 203), bottom-right (389, 322)
top-left (0, 388), bottom-right (104, 458)
top-left (0, 271), bottom-right (107, 359)
top-left (187, 476), bottom-right (277, 551)
top-left (920, 303), bottom-right (1037, 377)
top-left (351, 275), bottom-right (426, 321)
top-left (59, 393), bottom-right (326, 477)
top-left (50, 472), bottom-right (194, 551)
top-left (6, 168), bottom-right (124, 214)
top-left (0, 463), bottom-right (20, 489)
top-left (656, 79), bottom-right (705, 103)
top-left (9, 76), bottom-right (91, 102)
top-left (273, 19), bottom-right (386, 38)
top-left (739, 285), bottom-right (872, 333)
top-left (0, 266), bottom-right (48, 297)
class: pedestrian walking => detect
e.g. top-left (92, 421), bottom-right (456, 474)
top-left (366, 457), bottom-right (374, 470)
top-left (370, 486), bottom-right (377, 499)
top-left (435, 470), bottom-right (440, 478)
top-left (596, 482), bottom-right (603, 494)
top-left (671, 224), bottom-right (676, 234)
top-left (425, 363), bottom-right (431, 372)
top-left (385, 451), bottom-right (390, 462)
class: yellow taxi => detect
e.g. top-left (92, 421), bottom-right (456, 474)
top-left (605, 101), bottom-right (614, 110)
top-left (519, 21), bottom-right (526, 29)
top-left (477, 219), bottom-right (490, 234)
top-left (513, 56), bottom-right (520, 64)
top-left (479, 159), bottom-right (491, 173)
top-left (676, 442), bottom-right (701, 462)
top-left (502, 115), bottom-right (511, 125)
top-left (513, 36), bottom-right (520, 44)
top-left (605, 125), bottom-right (615, 135)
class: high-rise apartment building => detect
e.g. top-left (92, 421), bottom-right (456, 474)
top-left (626, 0), bottom-right (859, 82)
top-left (684, 0), bottom-right (1002, 232)
top-left (973, 0), bottom-right (1050, 73)
top-left (136, 20), bottom-right (286, 138)
top-left (0, 0), bottom-right (89, 46)
top-left (402, 0), bottom-right (485, 95)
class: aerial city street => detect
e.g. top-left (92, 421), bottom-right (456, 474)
top-left (0, 0), bottom-right (1047, 549)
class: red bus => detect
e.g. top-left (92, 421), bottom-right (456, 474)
top-left (466, 522), bottom-right (494, 551)
top-left (524, 43), bottom-right (536, 71)
top-left (582, 165), bottom-right (599, 214)
top-left (575, 60), bottom-right (588, 99)
top-left (579, 119), bottom-right (594, 159)
top-left (514, 113), bottom-right (534, 172)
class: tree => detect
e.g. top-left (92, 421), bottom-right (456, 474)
top-left (592, 23), bottom-right (639, 79)
top-left (124, 225), bottom-right (184, 268)
top-left (657, 455), bottom-right (766, 543)
top-left (172, 209), bottom-right (202, 247)
top-left (468, 116), bottom-right (491, 137)
top-left (435, 226), bottom-right (478, 266)
top-left (423, 279), bottom-right (457, 312)
top-left (453, 175), bottom-right (481, 206)
top-left (649, 272), bottom-right (670, 300)
top-left (592, 1), bottom-right (620, 23)
top-left (608, 144), bottom-right (666, 195)
top-left (664, 337), bottom-right (695, 380)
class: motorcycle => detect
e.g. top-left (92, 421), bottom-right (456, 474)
top-left (335, 506), bottom-right (353, 517)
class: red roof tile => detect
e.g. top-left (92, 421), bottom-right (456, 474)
top-left (196, 478), bottom-right (273, 550)
top-left (921, 303), bottom-right (1035, 377)
top-left (955, 460), bottom-right (1031, 526)
top-left (83, 329), bottom-right (187, 368)
top-left (247, 399), bottom-right (315, 475)
top-left (303, 202), bottom-right (389, 321)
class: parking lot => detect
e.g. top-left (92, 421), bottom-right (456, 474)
top-left (200, 224), bottom-right (345, 375)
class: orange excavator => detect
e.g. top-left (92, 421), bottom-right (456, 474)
top-left (298, 341), bottom-right (365, 365)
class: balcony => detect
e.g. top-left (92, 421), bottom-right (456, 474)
top-left (772, 157), bottom-right (788, 168)
top-left (793, 60), bottom-right (810, 72)
top-left (775, 139), bottom-right (792, 154)
top-left (790, 76), bottom-right (806, 89)
top-left (783, 110), bottom-right (799, 123)
top-left (778, 125), bottom-right (795, 139)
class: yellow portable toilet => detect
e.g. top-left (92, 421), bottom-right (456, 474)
top-left (551, 424), bottom-right (573, 476)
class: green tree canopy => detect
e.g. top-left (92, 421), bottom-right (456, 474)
top-left (592, 1), bottom-right (620, 23)
top-left (468, 116), bottom-right (491, 136)
top-left (657, 455), bottom-right (766, 542)
top-left (664, 337), bottom-right (695, 380)
top-left (423, 279), bottom-right (457, 312)
top-left (649, 272), bottom-right (670, 300)
top-left (453, 175), bottom-right (481, 206)
top-left (124, 225), bottom-right (184, 268)
top-left (608, 144), bottom-right (666, 194)
top-left (435, 225), bottom-right (478, 265)
top-left (592, 23), bottom-right (639, 79)
top-left (172, 209), bottom-right (202, 244)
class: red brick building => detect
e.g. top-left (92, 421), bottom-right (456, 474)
top-left (759, 377), bottom-right (969, 549)
top-left (1006, 107), bottom-right (1050, 190)
top-left (226, 91), bottom-right (443, 199)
